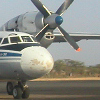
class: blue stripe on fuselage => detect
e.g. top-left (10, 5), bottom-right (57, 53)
top-left (0, 52), bottom-right (22, 57)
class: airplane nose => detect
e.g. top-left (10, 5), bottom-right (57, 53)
top-left (21, 46), bottom-right (54, 79)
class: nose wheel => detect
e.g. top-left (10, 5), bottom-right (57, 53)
top-left (13, 85), bottom-right (23, 99)
top-left (6, 81), bottom-right (30, 99)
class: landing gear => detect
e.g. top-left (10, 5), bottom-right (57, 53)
top-left (22, 86), bottom-right (30, 99)
top-left (6, 82), bottom-right (13, 95)
top-left (6, 81), bottom-right (30, 99)
top-left (13, 85), bottom-right (22, 99)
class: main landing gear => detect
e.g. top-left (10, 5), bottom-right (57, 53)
top-left (6, 81), bottom-right (30, 99)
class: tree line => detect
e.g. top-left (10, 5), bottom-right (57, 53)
top-left (44, 59), bottom-right (100, 78)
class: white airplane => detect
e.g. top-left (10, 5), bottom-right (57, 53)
top-left (0, 31), bottom-right (54, 99)
top-left (0, 0), bottom-right (100, 99)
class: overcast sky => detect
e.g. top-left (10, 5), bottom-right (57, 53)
top-left (0, 0), bottom-right (100, 65)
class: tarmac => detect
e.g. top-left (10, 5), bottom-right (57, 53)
top-left (0, 79), bottom-right (100, 100)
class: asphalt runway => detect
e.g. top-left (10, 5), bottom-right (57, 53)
top-left (0, 80), bottom-right (100, 100)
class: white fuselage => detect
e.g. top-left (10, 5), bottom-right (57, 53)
top-left (0, 32), bottom-right (54, 81)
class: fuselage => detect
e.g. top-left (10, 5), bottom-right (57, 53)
top-left (0, 31), bottom-right (54, 81)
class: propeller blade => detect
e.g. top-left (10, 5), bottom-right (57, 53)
top-left (31, 0), bottom-right (51, 18)
top-left (56, 0), bottom-right (74, 16)
top-left (57, 26), bottom-right (81, 51)
top-left (35, 24), bottom-right (49, 41)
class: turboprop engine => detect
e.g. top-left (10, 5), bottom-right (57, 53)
top-left (40, 32), bottom-right (55, 48)
top-left (0, 12), bottom-right (45, 34)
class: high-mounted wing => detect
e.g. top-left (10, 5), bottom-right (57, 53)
top-left (54, 32), bottom-right (100, 42)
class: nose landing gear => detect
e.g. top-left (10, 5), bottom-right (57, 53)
top-left (6, 81), bottom-right (30, 99)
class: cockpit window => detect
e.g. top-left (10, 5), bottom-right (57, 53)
top-left (0, 38), bottom-right (2, 43)
top-left (31, 36), bottom-right (37, 42)
top-left (10, 36), bottom-right (21, 43)
top-left (21, 36), bottom-right (33, 42)
top-left (2, 38), bottom-right (9, 44)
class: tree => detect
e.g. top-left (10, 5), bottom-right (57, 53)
top-left (44, 59), bottom-right (89, 78)
top-left (54, 60), bottom-right (66, 73)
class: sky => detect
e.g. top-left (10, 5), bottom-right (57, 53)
top-left (0, 0), bottom-right (100, 65)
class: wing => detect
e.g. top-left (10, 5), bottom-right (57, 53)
top-left (54, 32), bottom-right (100, 42)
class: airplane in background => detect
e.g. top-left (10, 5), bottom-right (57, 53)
top-left (0, 0), bottom-right (100, 99)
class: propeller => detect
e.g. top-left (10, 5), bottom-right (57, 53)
top-left (35, 24), bottom-right (49, 41)
top-left (31, 0), bottom-right (51, 18)
top-left (56, 0), bottom-right (74, 16)
top-left (31, 0), bottom-right (81, 51)
top-left (58, 26), bottom-right (81, 51)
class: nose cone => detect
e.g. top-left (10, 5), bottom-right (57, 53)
top-left (55, 16), bottom-right (63, 25)
top-left (21, 46), bottom-right (54, 79)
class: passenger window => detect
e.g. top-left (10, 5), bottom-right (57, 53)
top-left (10, 37), bottom-right (21, 43)
top-left (2, 38), bottom-right (9, 44)
top-left (21, 36), bottom-right (32, 42)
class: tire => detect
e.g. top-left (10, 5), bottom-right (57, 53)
top-left (6, 82), bottom-right (13, 95)
top-left (22, 87), bottom-right (30, 99)
top-left (13, 85), bottom-right (22, 99)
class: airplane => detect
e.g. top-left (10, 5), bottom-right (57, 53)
top-left (0, 0), bottom-right (100, 99)
top-left (0, 31), bottom-right (54, 99)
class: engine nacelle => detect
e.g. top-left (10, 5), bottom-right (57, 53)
top-left (17, 12), bottom-right (45, 34)
top-left (0, 12), bottom-right (45, 35)
top-left (40, 32), bottom-right (55, 48)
